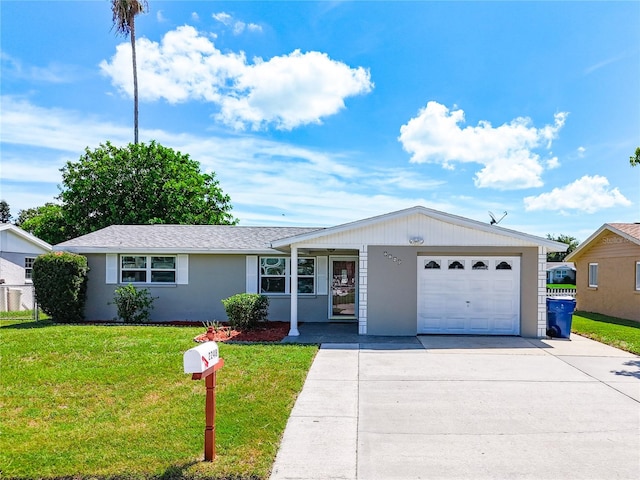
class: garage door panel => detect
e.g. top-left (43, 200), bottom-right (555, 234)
top-left (417, 257), bottom-right (520, 335)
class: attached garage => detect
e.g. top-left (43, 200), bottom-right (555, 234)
top-left (417, 256), bottom-right (520, 335)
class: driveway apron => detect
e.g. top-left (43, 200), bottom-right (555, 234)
top-left (270, 335), bottom-right (640, 480)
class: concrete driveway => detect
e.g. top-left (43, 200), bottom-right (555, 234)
top-left (270, 335), bottom-right (640, 480)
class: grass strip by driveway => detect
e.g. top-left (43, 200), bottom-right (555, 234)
top-left (572, 311), bottom-right (640, 355)
top-left (0, 320), bottom-right (317, 480)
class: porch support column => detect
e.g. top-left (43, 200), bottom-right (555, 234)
top-left (289, 245), bottom-right (299, 336)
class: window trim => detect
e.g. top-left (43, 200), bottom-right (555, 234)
top-left (635, 261), bottom-right (640, 291)
top-left (24, 256), bottom-right (35, 282)
top-left (259, 256), bottom-right (317, 295)
top-left (120, 255), bottom-right (177, 284)
top-left (588, 263), bottom-right (598, 288)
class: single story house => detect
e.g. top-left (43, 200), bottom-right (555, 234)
top-left (56, 206), bottom-right (567, 337)
top-left (546, 262), bottom-right (576, 284)
top-left (565, 223), bottom-right (640, 322)
top-left (0, 224), bottom-right (52, 311)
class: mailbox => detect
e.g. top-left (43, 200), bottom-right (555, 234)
top-left (184, 342), bottom-right (219, 374)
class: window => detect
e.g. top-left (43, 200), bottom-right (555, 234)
top-left (472, 261), bottom-right (488, 270)
top-left (635, 262), bottom-right (640, 291)
top-left (424, 260), bottom-right (441, 269)
top-left (448, 260), bottom-right (465, 270)
top-left (588, 263), bottom-right (598, 287)
top-left (25, 257), bottom-right (35, 281)
top-left (555, 269), bottom-right (568, 278)
top-left (259, 257), bottom-right (316, 295)
top-left (121, 255), bottom-right (176, 283)
top-left (496, 261), bottom-right (512, 270)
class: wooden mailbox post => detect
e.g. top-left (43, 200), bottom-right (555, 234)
top-left (184, 342), bottom-right (224, 461)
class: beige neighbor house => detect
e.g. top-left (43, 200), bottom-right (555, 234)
top-left (565, 223), bottom-right (640, 322)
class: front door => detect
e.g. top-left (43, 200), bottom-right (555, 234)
top-left (330, 258), bottom-right (358, 318)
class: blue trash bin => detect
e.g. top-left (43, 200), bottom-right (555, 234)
top-left (546, 296), bottom-right (576, 338)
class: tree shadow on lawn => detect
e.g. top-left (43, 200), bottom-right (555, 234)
top-left (0, 319), bottom-right (56, 330)
top-left (575, 310), bottom-right (640, 328)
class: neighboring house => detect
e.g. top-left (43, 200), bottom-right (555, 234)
top-left (0, 224), bottom-right (52, 311)
top-left (546, 262), bottom-right (576, 284)
top-left (56, 206), bottom-right (567, 337)
top-left (565, 223), bottom-right (640, 322)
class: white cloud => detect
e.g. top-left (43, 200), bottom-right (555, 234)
top-left (398, 101), bottom-right (568, 190)
top-left (191, 12), bottom-right (200, 22)
top-left (156, 10), bottom-right (167, 23)
top-left (523, 175), bottom-right (631, 213)
top-left (1, 51), bottom-right (78, 84)
top-left (100, 25), bottom-right (372, 130)
top-left (212, 12), bottom-right (262, 35)
top-left (212, 12), bottom-right (232, 25)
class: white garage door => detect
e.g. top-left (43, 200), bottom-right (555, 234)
top-left (417, 256), bottom-right (520, 335)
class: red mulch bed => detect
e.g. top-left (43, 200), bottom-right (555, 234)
top-left (193, 321), bottom-right (290, 343)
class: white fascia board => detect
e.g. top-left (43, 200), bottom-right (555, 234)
top-left (56, 247), bottom-right (280, 255)
top-left (1, 224), bottom-right (53, 251)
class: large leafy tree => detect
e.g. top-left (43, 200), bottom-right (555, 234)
top-left (631, 147), bottom-right (640, 167)
top-left (546, 234), bottom-right (579, 262)
top-left (111, 0), bottom-right (148, 144)
top-left (0, 200), bottom-right (11, 223)
top-left (59, 141), bottom-right (236, 236)
top-left (15, 203), bottom-right (68, 245)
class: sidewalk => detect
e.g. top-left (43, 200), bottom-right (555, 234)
top-left (270, 334), bottom-right (640, 480)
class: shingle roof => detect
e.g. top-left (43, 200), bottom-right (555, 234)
top-left (56, 225), bottom-right (323, 253)
top-left (608, 223), bottom-right (640, 241)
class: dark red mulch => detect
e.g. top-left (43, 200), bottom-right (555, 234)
top-left (194, 321), bottom-right (291, 343)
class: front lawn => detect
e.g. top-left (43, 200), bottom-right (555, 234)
top-left (572, 311), bottom-right (640, 355)
top-left (0, 320), bottom-right (317, 479)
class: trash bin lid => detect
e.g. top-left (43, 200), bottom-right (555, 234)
top-left (549, 296), bottom-right (575, 301)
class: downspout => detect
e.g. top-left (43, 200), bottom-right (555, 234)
top-left (289, 245), bottom-right (299, 336)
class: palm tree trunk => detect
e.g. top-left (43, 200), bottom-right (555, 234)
top-left (130, 16), bottom-right (139, 144)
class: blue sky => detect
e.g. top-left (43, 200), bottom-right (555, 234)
top-left (1, 1), bottom-right (639, 242)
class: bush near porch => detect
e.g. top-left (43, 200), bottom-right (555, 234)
top-left (0, 320), bottom-right (317, 479)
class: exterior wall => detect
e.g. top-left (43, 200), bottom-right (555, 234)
top-left (84, 253), bottom-right (329, 322)
top-left (0, 255), bottom-right (30, 285)
top-left (574, 232), bottom-right (640, 322)
top-left (366, 245), bottom-right (540, 337)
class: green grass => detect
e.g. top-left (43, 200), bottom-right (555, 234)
top-left (546, 284), bottom-right (576, 289)
top-left (572, 311), bottom-right (640, 355)
top-left (0, 320), bottom-right (317, 480)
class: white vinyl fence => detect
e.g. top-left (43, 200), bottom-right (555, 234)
top-left (546, 287), bottom-right (576, 298)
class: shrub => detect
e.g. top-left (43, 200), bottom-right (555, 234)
top-left (111, 284), bottom-right (157, 323)
top-left (32, 251), bottom-right (88, 322)
top-left (222, 293), bottom-right (269, 330)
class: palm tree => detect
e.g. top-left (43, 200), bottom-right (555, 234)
top-left (111, 0), bottom-right (148, 144)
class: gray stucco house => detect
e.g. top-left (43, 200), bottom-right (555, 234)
top-left (56, 206), bottom-right (567, 337)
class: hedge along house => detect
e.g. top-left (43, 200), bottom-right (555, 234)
top-left (55, 206), bottom-right (567, 337)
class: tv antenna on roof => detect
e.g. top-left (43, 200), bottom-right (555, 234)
top-left (489, 211), bottom-right (507, 225)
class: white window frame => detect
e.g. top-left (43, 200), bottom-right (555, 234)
top-left (120, 255), bottom-right (177, 284)
top-left (25, 257), bottom-right (35, 281)
top-left (259, 256), bottom-right (316, 295)
top-left (635, 262), bottom-right (640, 291)
top-left (588, 263), bottom-right (598, 288)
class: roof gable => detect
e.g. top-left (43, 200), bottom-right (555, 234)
top-left (0, 224), bottom-right (52, 253)
top-left (271, 206), bottom-right (567, 251)
top-left (566, 223), bottom-right (640, 261)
